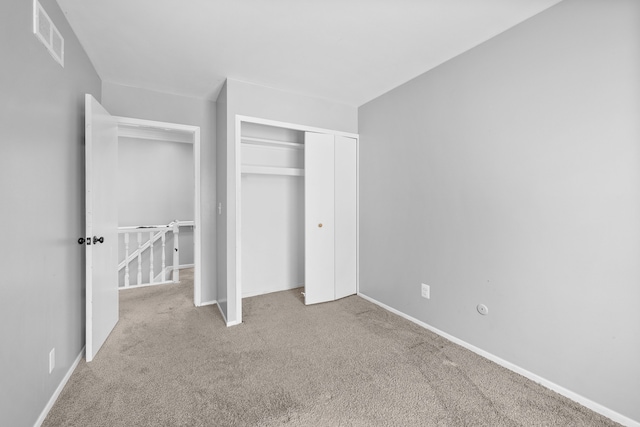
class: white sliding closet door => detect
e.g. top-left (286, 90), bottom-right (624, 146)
top-left (304, 132), bottom-right (335, 305)
top-left (334, 136), bottom-right (357, 299)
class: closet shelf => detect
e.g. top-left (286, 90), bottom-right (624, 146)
top-left (118, 125), bottom-right (193, 144)
top-left (241, 165), bottom-right (305, 177)
top-left (241, 136), bottom-right (304, 149)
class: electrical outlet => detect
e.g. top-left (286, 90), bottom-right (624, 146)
top-left (49, 348), bottom-right (55, 374)
top-left (421, 283), bottom-right (430, 299)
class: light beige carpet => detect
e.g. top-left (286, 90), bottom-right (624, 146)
top-left (43, 270), bottom-right (620, 426)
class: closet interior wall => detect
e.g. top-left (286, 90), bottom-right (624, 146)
top-left (240, 122), bottom-right (306, 298)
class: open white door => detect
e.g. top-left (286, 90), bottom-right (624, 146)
top-left (304, 132), bottom-right (335, 305)
top-left (85, 94), bottom-right (119, 362)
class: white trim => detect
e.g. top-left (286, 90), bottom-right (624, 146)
top-left (178, 263), bottom-right (195, 268)
top-left (176, 220), bottom-right (195, 227)
top-left (200, 299), bottom-right (217, 306)
top-left (118, 225), bottom-right (172, 233)
top-left (119, 280), bottom-right (175, 290)
top-left (355, 134), bottom-right (360, 296)
top-left (357, 292), bottom-right (640, 427)
top-left (118, 220), bottom-right (194, 232)
top-left (235, 115), bottom-right (242, 325)
top-left (33, 347), bottom-right (84, 427)
top-left (193, 127), bottom-right (202, 308)
top-left (153, 263), bottom-right (195, 283)
top-left (236, 115), bottom-right (359, 139)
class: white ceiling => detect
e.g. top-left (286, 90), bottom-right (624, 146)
top-left (56, 0), bottom-right (562, 106)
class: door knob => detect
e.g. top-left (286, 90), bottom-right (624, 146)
top-left (318, 223), bottom-right (323, 228)
top-left (93, 236), bottom-right (104, 244)
top-left (78, 237), bottom-right (85, 245)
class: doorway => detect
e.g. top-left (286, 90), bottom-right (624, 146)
top-left (115, 116), bottom-right (202, 305)
top-left (85, 94), bottom-right (201, 361)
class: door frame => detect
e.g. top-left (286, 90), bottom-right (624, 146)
top-left (233, 115), bottom-right (359, 325)
top-left (115, 116), bottom-right (203, 306)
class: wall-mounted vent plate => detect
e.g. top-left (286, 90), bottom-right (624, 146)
top-left (33, 0), bottom-right (64, 67)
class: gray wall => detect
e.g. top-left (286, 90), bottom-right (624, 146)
top-left (358, 0), bottom-right (640, 423)
top-left (117, 136), bottom-right (195, 279)
top-left (218, 78), bottom-right (358, 324)
top-left (118, 137), bottom-right (194, 226)
top-left (102, 82), bottom-right (217, 304)
top-left (0, 0), bottom-right (102, 425)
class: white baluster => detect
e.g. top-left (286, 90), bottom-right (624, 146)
top-left (149, 231), bottom-right (154, 284)
top-left (137, 232), bottom-right (142, 286)
top-left (124, 233), bottom-right (130, 287)
top-left (172, 222), bottom-right (180, 283)
top-left (161, 232), bottom-right (166, 282)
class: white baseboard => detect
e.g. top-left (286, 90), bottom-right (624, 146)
top-left (199, 299), bottom-right (217, 307)
top-left (120, 280), bottom-right (175, 290)
top-left (215, 303), bottom-right (241, 327)
top-left (357, 292), bottom-right (639, 427)
top-left (153, 263), bottom-right (195, 283)
top-left (34, 346), bottom-right (84, 427)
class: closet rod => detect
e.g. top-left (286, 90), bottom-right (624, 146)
top-left (241, 165), bottom-right (305, 177)
top-left (241, 136), bottom-right (304, 149)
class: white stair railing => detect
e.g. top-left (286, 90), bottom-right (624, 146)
top-left (117, 220), bottom-right (193, 288)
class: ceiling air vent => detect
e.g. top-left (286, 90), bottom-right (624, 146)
top-left (33, 0), bottom-right (64, 67)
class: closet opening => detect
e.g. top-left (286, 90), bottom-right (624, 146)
top-left (234, 115), bottom-right (359, 325)
top-left (239, 122), bottom-right (306, 300)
